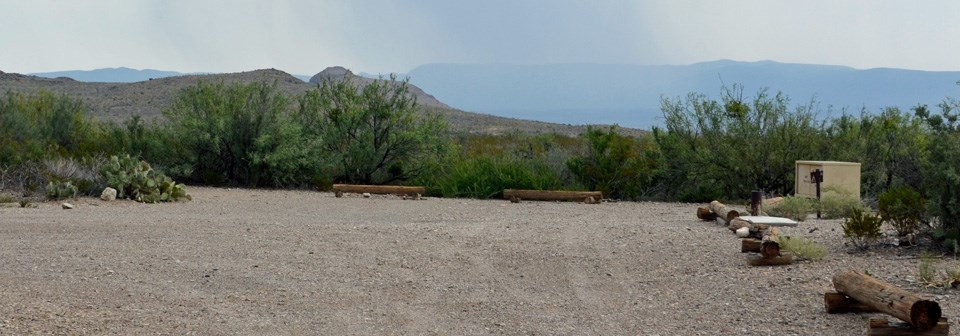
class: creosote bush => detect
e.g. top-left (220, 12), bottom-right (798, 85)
top-left (818, 188), bottom-right (867, 220)
top-left (842, 208), bottom-right (883, 250)
top-left (878, 187), bottom-right (925, 237)
top-left (765, 196), bottom-right (815, 221)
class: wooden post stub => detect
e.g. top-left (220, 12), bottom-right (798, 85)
top-left (833, 270), bottom-right (942, 330)
top-left (823, 292), bottom-right (876, 314)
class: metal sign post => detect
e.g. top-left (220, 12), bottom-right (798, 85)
top-left (810, 169), bottom-right (823, 219)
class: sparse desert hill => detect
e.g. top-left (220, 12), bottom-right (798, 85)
top-left (0, 67), bottom-right (641, 137)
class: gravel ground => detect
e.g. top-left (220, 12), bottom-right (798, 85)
top-left (0, 187), bottom-right (957, 335)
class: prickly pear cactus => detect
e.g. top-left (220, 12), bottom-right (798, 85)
top-left (101, 155), bottom-right (191, 203)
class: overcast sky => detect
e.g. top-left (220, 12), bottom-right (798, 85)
top-left (3, 0), bottom-right (958, 75)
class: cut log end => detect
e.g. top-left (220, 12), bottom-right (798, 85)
top-left (910, 300), bottom-right (943, 331)
top-left (697, 207), bottom-right (718, 221)
top-left (760, 241), bottom-right (780, 259)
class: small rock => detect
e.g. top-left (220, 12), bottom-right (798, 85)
top-left (61, 203), bottom-right (74, 210)
top-left (100, 187), bottom-right (117, 201)
top-left (334, 191), bottom-right (344, 198)
top-left (362, 193), bottom-right (372, 198)
top-left (510, 196), bottom-right (521, 203)
top-left (413, 193), bottom-right (421, 201)
top-left (735, 226), bottom-right (750, 238)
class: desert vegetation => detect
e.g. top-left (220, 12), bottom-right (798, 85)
top-left (2, 78), bottom-right (960, 251)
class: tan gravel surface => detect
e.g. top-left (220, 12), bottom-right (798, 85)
top-left (0, 187), bottom-right (957, 335)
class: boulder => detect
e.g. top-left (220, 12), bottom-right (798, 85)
top-left (61, 202), bottom-right (74, 210)
top-left (735, 226), bottom-right (750, 238)
top-left (100, 187), bottom-right (117, 201)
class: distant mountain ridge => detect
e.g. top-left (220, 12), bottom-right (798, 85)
top-left (2, 67), bottom-right (629, 137)
top-left (30, 67), bottom-right (315, 83)
top-left (405, 60), bottom-right (960, 128)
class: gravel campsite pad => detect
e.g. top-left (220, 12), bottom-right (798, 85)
top-left (0, 187), bottom-right (957, 335)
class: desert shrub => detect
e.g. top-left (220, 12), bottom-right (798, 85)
top-left (947, 267), bottom-right (960, 288)
top-left (915, 103), bottom-right (960, 253)
top-left (878, 187), bottom-right (925, 237)
top-left (101, 154), bottom-right (190, 203)
top-left (776, 236), bottom-right (826, 261)
top-left (918, 252), bottom-right (940, 288)
top-left (842, 208), bottom-right (883, 250)
top-left (765, 196), bottom-right (815, 221)
top-left (818, 187), bottom-right (867, 219)
top-left (45, 180), bottom-right (77, 200)
top-left (567, 126), bottom-right (660, 200)
top-left (164, 81), bottom-right (315, 187)
top-left (0, 90), bottom-right (106, 165)
top-left (43, 157), bottom-right (105, 196)
top-left (297, 74), bottom-right (448, 185)
top-left (654, 85), bottom-right (821, 200)
top-left (426, 153), bottom-right (568, 199)
top-left (0, 193), bottom-right (15, 203)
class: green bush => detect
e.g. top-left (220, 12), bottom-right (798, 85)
top-left (878, 187), bottom-right (925, 237)
top-left (567, 126), bottom-right (660, 200)
top-left (297, 74), bottom-right (448, 185)
top-left (842, 208), bottom-right (883, 250)
top-left (818, 188), bottom-right (867, 219)
top-left (654, 86), bottom-right (821, 199)
top-left (776, 236), bottom-right (826, 261)
top-left (426, 153), bottom-right (568, 199)
top-left (164, 81), bottom-right (315, 187)
top-left (101, 154), bottom-right (190, 203)
top-left (915, 103), bottom-right (960, 253)
top-left (765, 196), bottom-right (815, 221)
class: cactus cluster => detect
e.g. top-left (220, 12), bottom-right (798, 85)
top-left (45, 180), bottom-right (78, 200)
top-left (101, 155), bottom-right (191, 203)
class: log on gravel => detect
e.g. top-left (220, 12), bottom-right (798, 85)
top-left (747, 253), bottom-right (793, 266)
top-left (697, 207), bottom-right (718, 221)
top-left (709, 201), bottom-right (741, 222)
top-left (502, 189), bottom-right (602, 202)
top-left (868, 318), bottom-right (949, 336)
top-left (760, 240), bottom-right (780, 259)
top-left (824, 292), bottom-right (877, 314)
top-left (728, 218), bottom-right (752, 231)
top-left (741, 238), bottom-right (762, 253)
top-left (833, 270), bottom-right (942, 330)
top-left (332, 184), bottom-right (425, 196)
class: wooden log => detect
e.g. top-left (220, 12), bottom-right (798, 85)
top-left (868, 318), bottom-right (949, 336)
top-left (760, 240), bottom-right (780, 259)
top-left (833, 270), bottom-right (942, 330)
top-left (728, 218), bottom-right (752, 231)
top-left (332, 184), bottom-right (426, 196)
top-left (502, 189), bottom-right (602, 202)
top-left (741, 238), bottom-right (762, 253)
top-left (747, 253), bottom-right (793, 266)
top-left (709, 201), bottom-right (741, 222)
top-left (697, 207), bottom-right (718, 221)
top-left (824, 292), bottom-right (877, 314)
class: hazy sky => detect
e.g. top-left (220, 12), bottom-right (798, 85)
top-left (3, 0), bottom-right (958, 75)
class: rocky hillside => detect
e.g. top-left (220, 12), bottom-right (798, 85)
top-left (0, 67), bottom-right (641, 137)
